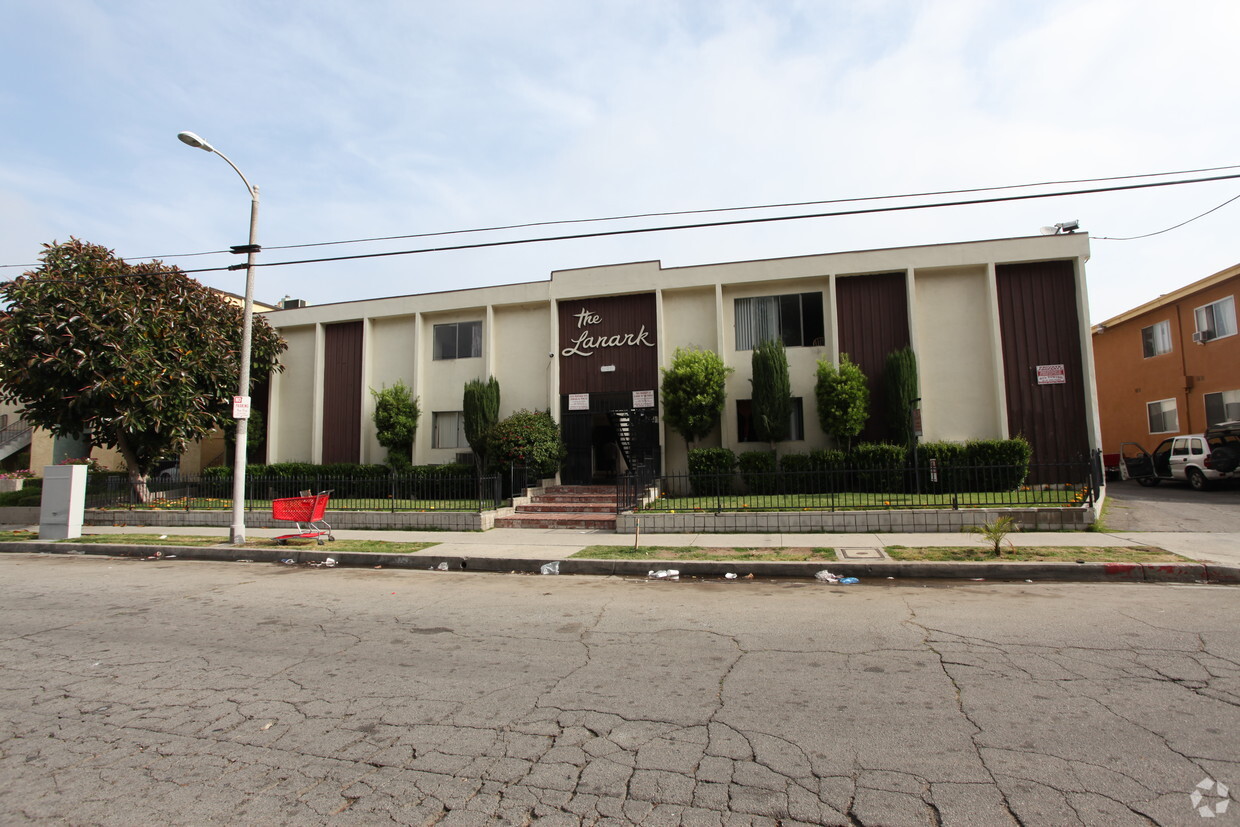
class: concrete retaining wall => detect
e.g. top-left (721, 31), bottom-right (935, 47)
top-left (83, 508), bottom-right (502, 532)
top-left (616, 506), bottom-right (1095, 534)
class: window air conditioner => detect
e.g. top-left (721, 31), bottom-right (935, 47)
top-left (1192, 330), bottom-right (1215, 344)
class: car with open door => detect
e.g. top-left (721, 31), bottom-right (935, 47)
top-left (1120, 428), bottom-right (1240, 490)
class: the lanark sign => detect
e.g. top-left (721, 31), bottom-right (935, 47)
top-left (561, 307), bottom-right (655, 357)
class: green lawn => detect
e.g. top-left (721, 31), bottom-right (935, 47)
top-left (884, 545), bottom-right (1182, 562)
top-left (572, 546), bottom-right (837, 561)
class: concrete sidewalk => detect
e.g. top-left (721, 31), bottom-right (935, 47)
top-left (4, 522), bottom-right (1239, 583)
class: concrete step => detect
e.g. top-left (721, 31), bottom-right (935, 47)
top-left (518, 503), bottom-right (617, 514)
top-left (533, 494), bottom-right (620, 505)
top-left (495, 512), bottom-right (617, 530)
top-left (543, 485), bottom-right (617, 496)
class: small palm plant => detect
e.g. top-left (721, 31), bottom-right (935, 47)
top-left (968, 516), bottom-right (1018, 555)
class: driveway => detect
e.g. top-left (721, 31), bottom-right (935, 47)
top-left (1102, 478), bottom-right (1240, 531)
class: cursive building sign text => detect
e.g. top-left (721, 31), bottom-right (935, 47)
top-left (561, 308), bottom-right (655, 357)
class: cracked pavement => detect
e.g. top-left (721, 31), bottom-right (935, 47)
top-left (1, 554), bottom-right (1237, 825)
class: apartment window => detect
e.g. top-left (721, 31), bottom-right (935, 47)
top-left (1146, 399), bottom-right (1179, 434)
top-left (1193, 295), bottom-right (1237, 341)
top-left (736, 398), bottom-right (805, 443)
top-left (1204, 389), bottom-right (1240, 427)
top-left (432, 411), bottom-right (468, 449)
top-left (734, 293), bottom-right (824, 350)
top-left (1140, 320), bottom-right (1171, 358)
top-left (433, 321), bottom-right (482, 360)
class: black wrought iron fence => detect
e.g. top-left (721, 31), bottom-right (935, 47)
top-left (86, 473), bottom-right (502, 512)
top-left (626, 460), bottom-right (1095, 513)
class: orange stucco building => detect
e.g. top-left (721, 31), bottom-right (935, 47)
top-left (1092, 262), bottom-right (1240, 457)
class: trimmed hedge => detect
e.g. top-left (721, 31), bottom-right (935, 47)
top-left (739, 450), bottom-right (778, 494)
top-left (682, 438), bottom-right (1033, 497)
top-left (688, 448), bottom-right (737, 496)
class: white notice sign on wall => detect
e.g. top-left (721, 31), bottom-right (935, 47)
top-left (632, 390), bottom-right (655, 408)
top-left (568, 393), bottom-right (590, 411)
top-left (1036, 364), bottom-right (1066, 385)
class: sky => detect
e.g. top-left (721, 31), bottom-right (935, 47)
top-left (1, 0), bottom-right (1237, 324)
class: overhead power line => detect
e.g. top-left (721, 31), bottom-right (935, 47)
top-left (2, 162), bottom-right (1238, 271)
top-left (165, 171), bottom-right (1240, 276)
top-left (1093, 190), bottom-right (1240, 240)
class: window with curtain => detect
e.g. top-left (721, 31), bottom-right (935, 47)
top-left (432, 411), bottom-right (468, 449)
top-left (1194, 296), bottom-right (1236, 340)
top-left (1204, 389), bottom-right (1240, 427)
top-left (734, 292), bottom-right (824, 350)
top-left (1140, 320), bottom-right (1171, 358)
top-left (1146, 399), bottom-right (1179, 434)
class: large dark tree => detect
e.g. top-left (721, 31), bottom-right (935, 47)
top-left (463, 376), bottom-right (500, 470)
top-left (0, 239), bottom-right (286, 491)
top-left (750, 338), bottom-right (791, 451)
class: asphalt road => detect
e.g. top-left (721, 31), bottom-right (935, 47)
top-left (2, 554), bottom-right (1237, 826)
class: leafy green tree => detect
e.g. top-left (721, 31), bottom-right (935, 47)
top-left (487, 409), bottom-right (566, 478)
top-left (463, 376), bottom-right (500, 469)
top-left (885, 346), bottom-right (919, 447)
top-left (660, 346), bottom-right (733, 450)
top-left (750, 338), bottom-right (791, 451)
top-left (370, 380), bottom-right (420, 469)
top-left (0, 239), bottom-right (286, 492)
top-left (815, 354), bottom-right (869, 452)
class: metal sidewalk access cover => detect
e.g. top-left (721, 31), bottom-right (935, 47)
top-left (838, 547), bottom-right (885, 560)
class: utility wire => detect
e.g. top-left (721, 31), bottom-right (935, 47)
top-left (166, 171), bottom-right (1240, 276)
top-left (3, 162), bottom-right (1237, 270)
top-left (1093, 191), bottom-right (1240, 240)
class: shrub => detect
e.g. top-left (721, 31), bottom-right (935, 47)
top-left (487, 409), bottom-right (566, 479)
top-left (661, 347), bottom-right (732, 449)
top-left (913, 441), bottom-right (970, 493)
top-left (371, 381), bottom-right (420, 469)
top-left (850, 443), bottom-right (907, 492)
top-left (966, 438), bottom-right (1033, 491)
top-left (750, 339), bottom-right (791, 448)
top-left (687, 447), bottom-right (737, 496)
top-left (885, 347), bottom-right (919, 446)
top-left (808, 448), bottom-right (850, 493)
top-left (739, 450), bottom-right (778, 494)
top-left (778, 453), bottom-right (814, 494)
top-left (815, 355), bottom-right (869, 451)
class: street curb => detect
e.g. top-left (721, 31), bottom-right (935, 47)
top-left (3, 542), bottom-right (1238, 584)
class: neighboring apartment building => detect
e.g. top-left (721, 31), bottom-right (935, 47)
top-left (262, 234), bottom-right (1100, 481)
top-left (1092, 261), bottom-right (1240, 455)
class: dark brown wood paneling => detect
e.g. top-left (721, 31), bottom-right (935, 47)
top-left (559, 294), bottom-right (658, 394)
top-left (322, 321), bottom-right (363, 464)
top-left (996, 260), bottom-right (1090, 470)
top-left (835, 272), bottom-right (910, 442)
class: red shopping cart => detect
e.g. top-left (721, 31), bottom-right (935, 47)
top-left (272, 490), bottom-right (335, 544)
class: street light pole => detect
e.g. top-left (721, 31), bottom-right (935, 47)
top-left (177, 131), bottom-right (260, 545)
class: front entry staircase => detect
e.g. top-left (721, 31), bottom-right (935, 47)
top-left (495, 485), bottom-right (617, 530)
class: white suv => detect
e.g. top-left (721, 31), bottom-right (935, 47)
top-left (1121, 424), bottom-right (1240, 490)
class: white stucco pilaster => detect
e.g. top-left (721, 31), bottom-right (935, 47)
top-left (985, 261), bottom-right (1009, 437)
top-left (411, 313), bottom-right (425, 465)
top-left (311, 323), bottom-right (325, 464)
top-left (360, 317), bottom-right (374, 464)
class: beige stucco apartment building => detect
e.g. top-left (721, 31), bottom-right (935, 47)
top-left (261, 234), bottom-right (1100, 483)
